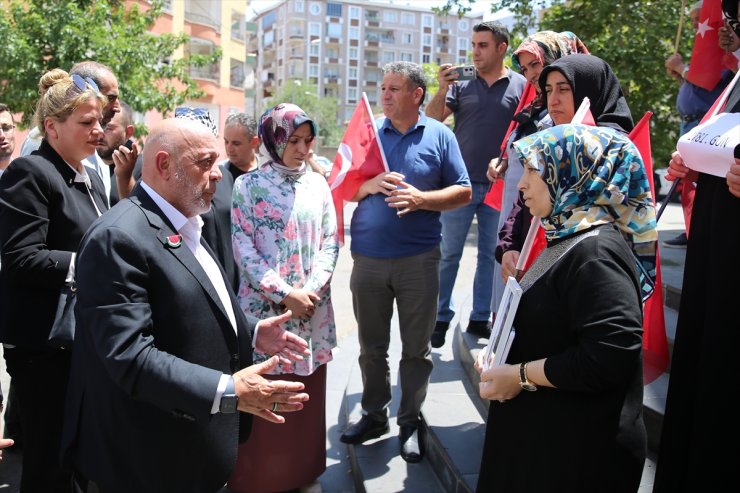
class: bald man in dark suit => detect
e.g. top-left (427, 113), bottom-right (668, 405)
top-left (62, 118), bottom-right (310, 493)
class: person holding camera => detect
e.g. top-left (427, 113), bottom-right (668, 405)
top-left (426, 21), bottom-right (526, 347)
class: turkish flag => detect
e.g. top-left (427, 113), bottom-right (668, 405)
top-left (687, 0), bottom-right (727, 91)
top-left (328, 94), bottom-right (388, 245)
top-left (483, 82), bottom-right (537, 211)
top-left (629, 112), bottom-right (670, 384)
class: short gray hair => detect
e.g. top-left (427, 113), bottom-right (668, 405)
top-left (382, 61), bottom-right (427, 105)
top-left (225, 112), bottom-right (257, 139)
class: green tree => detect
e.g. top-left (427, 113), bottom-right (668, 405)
top-left (0, 0), bottom-right (219, 128)
top-left (436, 0), bottom-right (691, 167)
top-left (266, 80), bottom-right (342, 150)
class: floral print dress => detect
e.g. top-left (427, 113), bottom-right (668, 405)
top-left (232, 162), bottom-right (339, 375)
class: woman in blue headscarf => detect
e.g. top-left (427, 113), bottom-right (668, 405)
top-left (474, 78), bottom-right (657, 490)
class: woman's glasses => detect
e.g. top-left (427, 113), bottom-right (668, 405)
top-left (71, 74), bottom-right (101, 96)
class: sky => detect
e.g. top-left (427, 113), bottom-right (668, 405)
top-left (247, 0), bottom-right (506, 21)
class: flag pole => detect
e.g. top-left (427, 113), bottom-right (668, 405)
top-left (656, 178), bottom-right (681, 222)
top-left (362, 92), bottom-right (389, 172)
top-left (674, 0), bottom-right (687, 53)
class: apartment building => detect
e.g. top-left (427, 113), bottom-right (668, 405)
top-left (248, 0), bottom-right (483, 123)
top-left (132, 0), bottom-right (250, 148)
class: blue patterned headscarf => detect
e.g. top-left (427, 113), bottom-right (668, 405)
top-left (513, 123), bottom-right (658, 300)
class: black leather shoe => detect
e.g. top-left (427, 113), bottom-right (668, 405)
top-left (399, 425), bottom-right (424, 463)
top-left (466, 319), bottom-right (491, 338)
top-left (340, 415), bottom-right (389, 444)
top-left (431, 321), bottom-right (449, 348)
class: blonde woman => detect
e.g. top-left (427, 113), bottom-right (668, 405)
top-left (0, 68), bottom-right (107, 491)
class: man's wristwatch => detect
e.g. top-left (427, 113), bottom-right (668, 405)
top-left (220, 377), bottom-right (239, 413)
top-left (519, 362), bottom-right (538, 392)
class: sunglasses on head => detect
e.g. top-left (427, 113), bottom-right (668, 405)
top-left (175, 107), bottom-right (209, 118)
top-left (71, 74), bottom-right (101, 95)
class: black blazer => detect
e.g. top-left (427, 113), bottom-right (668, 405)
top-left (201, 161), bottom-right (245, 291)
top-left (62, 186), bottom-right (256, 493)
top-left (0, 140), bottom-right (108, 349)
top-left (133, 158), bottom-right (244, 291)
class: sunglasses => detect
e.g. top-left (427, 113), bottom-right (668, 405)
top-left (175, 107), bottom-right (209, 117)
top-left (71, 74), bottom-right (101, 96)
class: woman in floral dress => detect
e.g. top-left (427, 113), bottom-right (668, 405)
top-left (228, 103), bottom-right (339, 493)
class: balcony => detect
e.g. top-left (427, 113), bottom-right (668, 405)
top-left (185, 0), bottom-right (221, 31)
top-left (189, 63), bottom-right (219, 81)
top-left (365, 10), bottom-right (380, 27)
top-left (323, 75), bottom-right (341, 85)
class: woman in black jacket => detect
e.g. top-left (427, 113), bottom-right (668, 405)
top-left (0, 68), bottom-right (107, 492)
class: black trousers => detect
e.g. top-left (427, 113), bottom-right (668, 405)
top-left (4, 346), bottom-right (74, 493)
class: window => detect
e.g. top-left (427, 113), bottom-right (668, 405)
top-left (422, 14), bottom-right (433, 27)
top-left (423, 34), bottom-right (432, 45)
top-left (348, 87), bottom-right (358, 102)
top-left (383, 11), bottom-right (397, 23)
top-left (349, 27), bottom-right (359, 40)
top-left (382, 51), bottom-right (395, 63)
top-left (459, 19), bottom-right (469, 31)
top-left (308, 22), bottom-right (321, 36)
top-left (401, 13), bottom-right (414, 25)
top-left (458, 56), bottom-right (467, 65)
top-left (230, 58), bottom-right (245, 87)
top-left (309, 43), bottom-right (320, 56)
top-left (328, 23), bottom-right (342, 38)
top-left (263, 30), bottom-right (274, 46)
top-left (295, 0), bottom-right (304, 13)
top-left (349, 47), bottom-right (359, 59)
top-left (327, 2), bottom-right (342, 17)
top-left (262, 11), bottom-right (276, 29)
top-left (400, 52), bottom-right (413, 62)
top-left (349, 6), bottom-right (361, 19)
top-left (402, 32), bottom-right (412, 44)
top-left (309, 2), bottom-right (321, 15)
top-left (309, 64), bottom-right (319, 77)
top-left (349, 67), bottom-right (358, 79)
top-left (422, 54), bottom-right (431, 64)
top-left (458, 37), bottom-right (469, 50)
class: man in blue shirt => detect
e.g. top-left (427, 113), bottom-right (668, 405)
top-left (426, 21), bottom-right (526, 345)
top-left (339, 61), bottom-right (471, 463)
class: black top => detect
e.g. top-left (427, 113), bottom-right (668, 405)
top-left (0, 140), bottom-right (108, 349)
top-left (201, 161), bottom-right (246, 291)
top-left (478, 224), bottom-right (646, 493)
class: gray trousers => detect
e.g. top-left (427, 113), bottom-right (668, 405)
top-left (350, 247), bottom-right (440, 427)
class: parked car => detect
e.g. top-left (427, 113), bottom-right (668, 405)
top-left (313, 155), bottom-right (334, 175)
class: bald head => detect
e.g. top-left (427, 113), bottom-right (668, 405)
top-left (143, 118), bottom-right (221, 217)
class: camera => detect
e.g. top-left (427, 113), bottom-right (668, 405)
top-left (453, 65), bottom-right (476, 81)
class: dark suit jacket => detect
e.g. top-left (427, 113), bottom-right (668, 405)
top-left (133, 159), bottom-right (244, 291)
top-left (62, 186), bottom-right (256, 493)
top-left (201, 161), bottom-right (245, 291)
top-left (0, 140), bottom-right (108, 349)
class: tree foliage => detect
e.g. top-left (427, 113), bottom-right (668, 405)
top-left (435, 0), bottom-right (692, 167)
top-left (0, 0), bottom-right (220, 128)
top-left (266, 80), bottom-right (342, 150)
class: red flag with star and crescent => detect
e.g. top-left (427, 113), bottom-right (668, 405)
top-left (687, 0), bottom-right (735, 90)
top-left (328, 93), bottom-right (388, 246)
